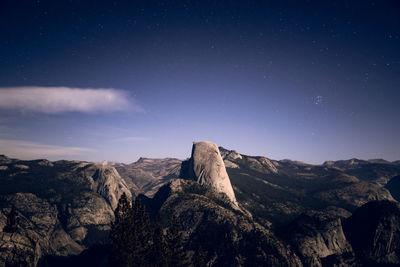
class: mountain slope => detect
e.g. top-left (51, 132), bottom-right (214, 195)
top-left (1, 144), bottom-right (400, 266)
top-left (114, 157), bottom-right (182, 197)
top-left (146, 179), bottom-right (303, 266)
top-left (219, 147), bottom-right (397, 226)
top-left (0, 157), bottom-right (131, 266)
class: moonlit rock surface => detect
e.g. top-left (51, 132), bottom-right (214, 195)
top-left (187, 141), bottom-right (237, 205)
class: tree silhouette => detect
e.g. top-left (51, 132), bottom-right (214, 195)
top-left (167, 215), bottom-right (189, 267)
top-left (109, 193), bottom-right (134, 267)
top-left (150, 222), bottom-right (169, 267)
top-left (130, 197), bottom-right (152, 266)
top-left (3, 205), bottom-right (18, 233)
top-left (109, 194), bottom-right (153, 267)
top-left (110, 195), bottom-right (195, 267)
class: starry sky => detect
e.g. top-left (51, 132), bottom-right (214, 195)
top-left (0, 0), bottom-right (399, 164)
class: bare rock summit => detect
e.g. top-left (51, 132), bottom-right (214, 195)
top-left (183, 141), bottom-right (238, 205)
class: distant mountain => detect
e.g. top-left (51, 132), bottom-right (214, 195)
top-left (114, 157), bottom-right (182, 197)
top-left (220, 147), bottom-right (399, 225)
top-left (2, 143), bottom-right (400, 266)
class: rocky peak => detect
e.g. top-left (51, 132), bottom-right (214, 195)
top-left (222, 149), bottom-right (243, 162)
top-left (218, 146), bottom-right (242, 169)
top-left (181, 141), bottom-right (237, 205)
top-left (90, 165), bottom-right (132, 210)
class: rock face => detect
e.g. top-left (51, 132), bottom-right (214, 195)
top-left (182, 141), bottom-right (237, 205)
top-left (91, 166), bottom-right (131, 209)
top-left (343, 200), bottom-right (400, 265)
top-left (0, 231), bottom-right (41, 267)
top-left (285, 210), bottom-right (356, 266)
top-left (0, 158), bottom-right (131, 266)
top-left (219, 146), bottom-right (280, 174)
top-left (148, 179), bottom-right (302, 266)
top-left (0, 193), bottom-right (83, 267)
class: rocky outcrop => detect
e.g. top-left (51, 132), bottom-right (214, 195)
top-left (0, 193), bottom-right (82, 267)
top-left (219, 148), bottom-right (242, 169)
top-left (0, 232), bottom-right (41, 267)
top-left (89, 166), bottom-right (131, 209)
top-left (343, 200), bottom-right (400, 265)
top-left (0, 159), bottom-right (131, 266)
top-left (150, 179), bottom-right (303, 266)
top-left (285, 210), bottom-right (356, 266)
top-left (219, 146), bottom-right (280, 174)
top-left (181, 141), bottom-right (237, 205)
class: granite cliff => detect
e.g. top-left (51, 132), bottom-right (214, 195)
top-left (180, 141), bottom-right (238, 205)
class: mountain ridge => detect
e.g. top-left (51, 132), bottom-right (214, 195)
top-left (2, 142), bottom-right (400, 266)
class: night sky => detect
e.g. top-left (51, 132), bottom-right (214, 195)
top-left (0, 0), bottom-right (399, 163)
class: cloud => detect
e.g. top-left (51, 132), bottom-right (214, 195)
top-left (0, 86), bottom-right (142, 114)
top-left (0, 139), bottom-right (94, 160)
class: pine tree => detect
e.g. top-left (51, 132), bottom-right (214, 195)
top-left (109, 194), bottom-right (153, 267)
top-left (109, 193), bottom-right (134, 267)
top-left (150, 222), bottom-right (168, 267)
top-left (130, 197), bottom-right (152, 266)
top-left (3, 205), bottom-right (18, 233)
top-left (167, 215), bottom-right (189, 267)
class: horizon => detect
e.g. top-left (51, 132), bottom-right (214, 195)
top-left (0, 141), bottom-right (398, 166)
top-left (1, 1), bottom-right (399, 164)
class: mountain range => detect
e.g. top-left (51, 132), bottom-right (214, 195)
top-left (1, 141), bottom-right (400, 266)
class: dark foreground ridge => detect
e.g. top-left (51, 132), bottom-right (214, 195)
top-left (1, 142), bottom-right (400, 266)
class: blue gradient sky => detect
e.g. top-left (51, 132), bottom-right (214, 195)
top-left (0, 0), bottom-right (399, 163)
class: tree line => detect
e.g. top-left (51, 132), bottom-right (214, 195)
top-left (109, 193), bottom-right (206, 267)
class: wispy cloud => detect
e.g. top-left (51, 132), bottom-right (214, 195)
top-left (0, 86), bottom-right (142, 114)
top-left (0, 139), bottom-right (94, 160)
